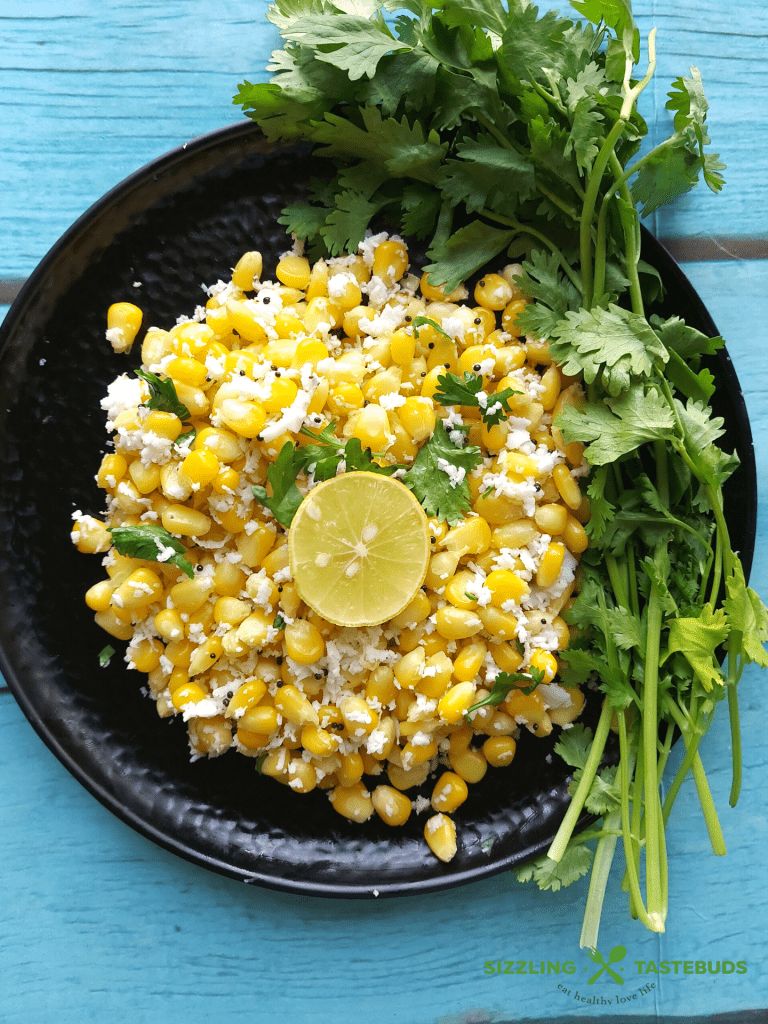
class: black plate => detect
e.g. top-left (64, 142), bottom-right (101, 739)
top-left (0, 122), bottom-right (756, 896)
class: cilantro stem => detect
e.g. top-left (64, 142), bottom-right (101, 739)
top-left (548, 699), bottom-right (613, 864)
top-left (617, 710), bottom-right (653, 930)
top-left (579, 806), bottom-right (621, 950)
top-left (663, 701), bottom-right (725, 855)
top-left (642, 546), bottom-right (666, 931)
top-left (580, 116), bottom-right (626, 309)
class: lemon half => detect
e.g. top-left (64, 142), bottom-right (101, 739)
top-left (288, 474), bottom-right (431, 628)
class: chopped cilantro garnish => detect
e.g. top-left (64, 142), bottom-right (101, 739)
top-left (99, 645), bottom-right (116, 668)
top-left (135, 369), bottom-right (190, 421)
top-left (400, 420), bottom-right (482, 525)
top-left (108, 524), bottom-right (195, 579)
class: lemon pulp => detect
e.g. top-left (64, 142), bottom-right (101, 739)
top-left (288, 474), bottom-right (431, 627)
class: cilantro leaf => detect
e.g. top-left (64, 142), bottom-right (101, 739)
top-left (273, 613), bottom-right (287, 632)
top-left (569, 0), bottom-right (633, 34)
top-left (723, 562), bottom-right (768, 670)
top-left (401, 419), bottom-right (482, 524)
top-left (438, 134), bottom-right (535, 216)
top-left (282, 14), bottom-right (412, 81)
top-left (433, 371), bottom-right (522, 427)
top-left (514, 844), bottom-right (594, 892)
top-left (135, 369), bottom-right (190, 421)
top-left (547, 304), bottom-right (669, 395)
top-left (424, 220), bottom-right (516, 295)
top-left (554, 722), bottom-right (594, 769)
top-left (252, 442), bottom-right (306, 528)
top-left (467, 668), bottom-right (545, 717)
top-left (108, 524), bottom-right (195, 579)
top-left (557, 386), bottom-right (675, 465)
top-left (666, 607), bottom-right (729, 691)
top-left (319, 189), bottom-right (389, 255)
top-left (312, 106), bottom-right (447, 183)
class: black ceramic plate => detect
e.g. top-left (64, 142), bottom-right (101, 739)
top-left (0, 122), bottom-right (756, 897)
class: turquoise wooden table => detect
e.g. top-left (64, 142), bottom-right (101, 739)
top-left (1, 2), bottom-right (767, 1022)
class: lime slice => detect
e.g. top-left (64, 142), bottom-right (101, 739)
top-left (288, 474), bottom-right (431, 627)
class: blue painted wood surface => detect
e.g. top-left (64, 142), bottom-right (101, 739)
top-left (1, 2), bottom-right (767, 1022)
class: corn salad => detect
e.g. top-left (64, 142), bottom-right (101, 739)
top-left (72, 232), bottom-right (590, 863)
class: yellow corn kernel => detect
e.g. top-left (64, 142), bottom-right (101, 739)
top-left (181, 448), bottom-right (220, 487)
top-left (304, 296), bottom-right (341, 333)
top-left (387, 591), bottom-right (431, 632)
top-left (365, 667), bottom-right (397, 708)
top-left (85, 580), bottom-right (115, 613)
top-left (491, 520), bottom-right (539, 550)
top-left (227, 679), bottom-right (268, 719)
top-left (284, 619), bottom-right (325, 664)
top-left (438, 681), bottom-right (477, 724)
top-left (401, 734), bottom-right (439, 768)
top-left (483, 735), bottom-right (517, 767)
top-left (484, 569), bottom-right (529, 607)
top-left (218, 398), bottom-right (267, 439)
top-left (434, 606), bottom-right (484, 641)
top-left (71, 515), bottom-right (111, 554)
top-left (552, 463), bottom-right (582, 510)
top-left (286, 759), bottom-right (317, 794)
top-left (161, 504), bottom-right (211, 538)
top-left (188, 716), bottom-right (233, 757)
top-left (398, 397), bottom-right (436, 442)
top-left (474, 273), bottom-right (513, 311)
top-left (525, 336), bottom-right (553, 366)
top-left (536, 541), bottom-right (566, 589)
top-left (448, 746), bottom-right (487, 784)
top-left (260, 749), bottom-right (293, 776)
top-left (534, 502), bottom-right (568, 535)
top-left (491, 641), bottom-right (524, 674)
top-left (424, 549), bottom-right (460, 592)
top-left (153, 608), bottom-right (184, 643)
top-left (212, 466), bottom-right (240, 494)
top-left (477, 605), bottom-right (519, 640)
top-left (389, 327), bottom-right (416, 366)
top-left (415, 652), bottom-right (453, 698)
top-left (261, 376), bottom-right (298, 414)
top-left (372, 239), bottom-right (409, 283)
top-left (350, 403), bottom-right (390, 451)
top-left (529, 648), bottom-right (557, 684)
top-left (431, 771), bottom-right (469, 813)
top-left (112, 568), bottom-right (163, 610)
top-left (274, 310), bottom-right (303, 339)
top-left (340, 695), bottom-right (379, 737)
top-left (276, 254), bottom-right (311, 290)
top-left (371, 785), bottom-right (412, 827)
top-left (225, 299), bottom-right (268, 345)
top-left (499, 297), bottom-right (526, 336)
top-left (240, 705), bottom-right (280, 734)
top-left (235, 609), bottom-right (274, 649)
top-left (505, 689), bottom-right (552, 737)
top-left (187, 636), bottom-right (223, 677)
top-left (193, 426), bottom-right (242, 462)
top-left (96, 453), bottom-right (128, 490)
top-left (232, 250), bottom-right (263, 290)
top-left (158, 463), bottom-right (191, 504)
top-left (394, 647), bottom-right (426, 689)
top-left (171, 681), bottom-right (208, 711)
top-left (166, 356), bottom-right (208, 389)
top-left (443, 570), bottom-right (480, 610)
top-left (549, 687), bottom-right (586, 727)
top-left (424, 813), bottom-right (457, 863)
top-left (107, 302), bottom-right (143, 353)
top-left (94, 609), bottom-right (134, 641)
top-left (127, 460), bottom-right (161, 495)
top-left (472, 490), bottom-right (523, 526)
top-left (337, 751), bottom-right (364, 788)
top-left (452, 641), bottom-right (486, 684)
top-left (563, 513), bottom-right (589, 554)
top-left (329, 781), bottom-right (374, 823)
top-left (234, 525), bottom-right (276, 570)
top-left (129, 637), bottom-right (164, 674)
top-left (274, 684), bottom-right (319, 727)
top-left (301, 722), bottom-right (340, 757)
top-left (164, 637), bottom-right (194, 669)
top-left (419, 271), bottom-right (466, 304)
top-left (442, 517), bottom-right (491, 557)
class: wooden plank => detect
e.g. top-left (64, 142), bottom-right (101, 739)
top-left (0, 0), bottom-right (766, 277)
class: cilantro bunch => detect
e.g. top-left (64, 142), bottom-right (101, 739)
top-left (235, 0), bottom-right (768, 943)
